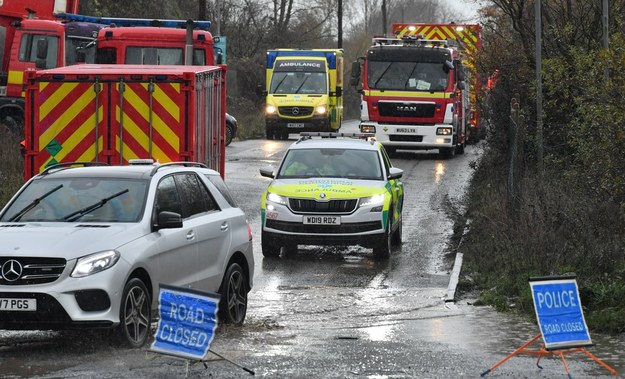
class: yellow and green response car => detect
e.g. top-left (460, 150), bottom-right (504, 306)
top-left (259, 133), bottom-right (404, 259)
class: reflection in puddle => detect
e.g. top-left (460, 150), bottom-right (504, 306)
top-left (434, 163), bottom-right (446, 184)
top-left (364, 323), bottom-right (395, 342)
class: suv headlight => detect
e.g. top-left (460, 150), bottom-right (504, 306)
top-left (359, 194), bottom-right (385, 211)
top-left (266, 192), bottom-right (287, 206)
top-left (71, 250), bottom-right (120, 278)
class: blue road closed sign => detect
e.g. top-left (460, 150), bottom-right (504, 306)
top-left (150, 284), bottom-right (220, 360)
top-left (529, 275), bottom-right (592, 350)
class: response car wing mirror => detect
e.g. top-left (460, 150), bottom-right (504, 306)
top-left (259, 166), bottom-right (275, 179)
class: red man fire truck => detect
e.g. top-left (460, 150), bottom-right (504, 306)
top-left (350, 23), bottom-right (482, 158)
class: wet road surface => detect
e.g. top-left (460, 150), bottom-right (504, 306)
top-left (1, 121), bottom-right (623, 378)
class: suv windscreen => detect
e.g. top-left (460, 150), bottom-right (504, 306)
top-left (1, 177), bottom-right (148, 223)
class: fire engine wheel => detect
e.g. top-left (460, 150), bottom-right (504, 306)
top-left (456, 141), bottom-right (465, 155)
top-left (439, 147), bottom-right (455, 159)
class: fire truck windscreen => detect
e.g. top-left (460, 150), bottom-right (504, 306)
top-left (368, 61), bottom-right (449, 91)
top-left (366, 47), bottom-right (452, 91)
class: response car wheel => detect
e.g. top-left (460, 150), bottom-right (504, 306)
top-left (262, 231), bottom-right (281, 257)
top-left (373, 218), bottom-right (392, 259)
top-left (118, 278), bottom-right (151, 348)
top-left (391, 218), bottom-right (402, 246)
top-left (219, 263), bottom-right (248, 325)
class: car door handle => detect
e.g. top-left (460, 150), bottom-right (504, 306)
top-left (220, 222), bottom-right (229, 232)
top-left (186, 231), bottom-right (195, 240)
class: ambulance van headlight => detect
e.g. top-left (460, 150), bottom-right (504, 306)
top-left (266, 105), bottom-right (277, 115)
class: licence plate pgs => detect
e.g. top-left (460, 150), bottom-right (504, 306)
top-left (303, 215), bottom-right (341, 225)
top-left (0, 298), bottom-right (36, 311)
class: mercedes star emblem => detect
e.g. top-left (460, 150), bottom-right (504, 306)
top-left (1, 259), bottom-right (23, 282)
top-left (292, 107), bottom-right (300, 115)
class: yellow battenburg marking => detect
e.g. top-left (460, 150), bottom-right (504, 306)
top-left (115, 106), bottom-right (170, 159)
top-left (38, 107), bottom-right (103, 172)
top-left (150, 82), bottom-right (180, 122)
top-left (7, 70), bottom-right (23, 85)
top-left (39, 82), bottom-right (80, 120)
top-left (39, 85), bottom-right (96, 146)
top-left (76, 136), bottom-right (104, 162)
top-left (122, 85), bottom-right (179, 151)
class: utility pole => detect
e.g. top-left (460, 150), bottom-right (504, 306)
top-left (535, 0), bottom-right (543, 176)
top-left (338, 0), bottom-right (343, 48)
top-left (382, 0), bottom-right (387, 35)
top-left (603, 0), bottom-right (609, 81)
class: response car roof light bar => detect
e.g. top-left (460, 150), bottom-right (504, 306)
top-left (55, 13), bottom-right (211, 30)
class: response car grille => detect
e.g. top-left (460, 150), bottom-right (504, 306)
top-left (378, 102), bottom-right (435, 118)
top-left (279, 106), bottom-right (314, 117)
top-left (0, 257), bottom-right (66, 285)
top-left (289, 198), bottom-right (358, 214)
top-left (266, 220), bottom-right (382, 234)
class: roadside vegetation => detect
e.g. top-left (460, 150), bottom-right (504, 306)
top-left (457, 2), bottom-right (625, 334)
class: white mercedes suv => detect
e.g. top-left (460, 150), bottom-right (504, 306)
top-left (0, 161), bottom-right (254, 347)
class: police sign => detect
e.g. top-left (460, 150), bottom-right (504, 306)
top-left (529, 275), bottom-right (592, 350)
top-left (150, 284), bottom-right (220, 360)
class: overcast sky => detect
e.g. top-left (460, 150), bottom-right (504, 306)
top-left (444, 0), bottom-right (482, 23)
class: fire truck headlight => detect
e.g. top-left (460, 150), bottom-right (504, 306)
top-left (315, 105), bottom-right (327, 115)
top-left (360, 125), bottom-right (376, 133)
top-left (436, 127), bottom-right (452, 135)
top-left (266, 105), bottom-right (277, 115)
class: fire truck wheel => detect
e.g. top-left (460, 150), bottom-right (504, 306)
top-left (439, 147), bottom-right (455, 159)
top-left (456, 141), bottom-right (465, 155)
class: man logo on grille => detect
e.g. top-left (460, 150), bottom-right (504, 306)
top-left (1, 260), bottom-right (23, 282)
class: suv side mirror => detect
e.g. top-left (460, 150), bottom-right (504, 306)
top-left (155, 211), bottom-right (183, 230)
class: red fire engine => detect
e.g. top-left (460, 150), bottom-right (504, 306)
top-left (351, 23), bottom-right (482, 158)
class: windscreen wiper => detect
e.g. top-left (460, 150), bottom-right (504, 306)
top-left (8, 184), bottom-right (63, 222)
top-left (373, 62), bottom-right (394, 89)
top-left (63, 189), bottom-right (129, 222)
top-left (272, 75), bottom-right (289, 93)
top-left (294, 76), bottom-right (309, 94)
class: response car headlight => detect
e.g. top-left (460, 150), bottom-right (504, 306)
top-left (266, 192), bottom-right (287, 206)
top-left (71, 250), bottom-right (120, 278)
top-left (316, 105), bottom-right (327, 114)
top-left (359, 194), bottom-right (385, 209)
top-left (266, 105), bottom-right (277, 115)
